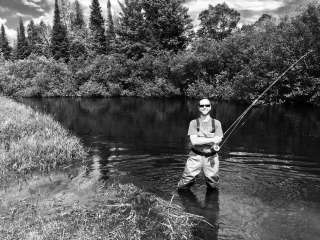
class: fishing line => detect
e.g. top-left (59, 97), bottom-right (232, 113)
top-left (219, 50), bottom-right (314, 149)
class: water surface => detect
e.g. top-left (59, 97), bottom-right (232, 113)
top-left (20, 98), bottom-right (320, 240)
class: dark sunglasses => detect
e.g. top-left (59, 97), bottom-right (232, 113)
top-left (199, 104), bottom-right (211, 108)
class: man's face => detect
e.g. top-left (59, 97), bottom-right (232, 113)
top-left (198, 99), bottom-right (211, 115)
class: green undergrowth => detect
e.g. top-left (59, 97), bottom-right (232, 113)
top-left (0, 97), bottom-right (202, 239)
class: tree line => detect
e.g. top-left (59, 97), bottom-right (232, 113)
top-left (0, 0), bottom-right (319, 105)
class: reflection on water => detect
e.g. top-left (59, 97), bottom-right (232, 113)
top-left (20, 97), bottom-right (320, 240)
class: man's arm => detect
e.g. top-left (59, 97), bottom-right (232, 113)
top-left (190, 134), bottom-right (222, 146)
top-left (191, 120), bottom-right (223, 145)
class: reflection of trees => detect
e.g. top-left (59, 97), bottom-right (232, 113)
top-left (20, 98), bottom-right (320, 158)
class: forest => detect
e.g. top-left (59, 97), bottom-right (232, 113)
top-left (0, 0), bottom-right (319, 105)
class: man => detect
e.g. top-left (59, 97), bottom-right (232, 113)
top-left (178, 98), bottom-right (223, 189)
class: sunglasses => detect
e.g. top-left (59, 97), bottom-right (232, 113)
top-left (199, 104), bottom-right (211, 108)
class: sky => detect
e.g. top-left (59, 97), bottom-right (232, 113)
top-left (0, 0), bottom-right (314, 44)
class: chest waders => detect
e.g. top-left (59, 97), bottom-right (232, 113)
top-left (191, 118), bottom-right (219, 156)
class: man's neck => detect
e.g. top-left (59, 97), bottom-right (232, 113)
top-left (199, 114), bottom-right (211, 122)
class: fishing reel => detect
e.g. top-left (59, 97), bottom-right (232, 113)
top-left (211, 144), bottom-right (220, 152)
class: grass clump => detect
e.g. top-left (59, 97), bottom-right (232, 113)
top-left (0, 96), bottom-right (87, 186)
top-left (1, 179), bottom-right (201, 240)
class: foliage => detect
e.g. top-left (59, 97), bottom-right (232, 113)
top-left (89, 0), bottom-right (107, 55)
top-left (0, 24), bottom-right (11, 59)
top-left (0, 55), bottom-right (76, 97)
top-left (51, 0), bottom-right (69, 61)
top-left (106, 0), bottom-right (115, 52)
top-left (16, 18), bottom-right (30, 59)
top-left (197, 3), bottom-right (240, 40)
top-left (0, 2), bottom-right (320, 105)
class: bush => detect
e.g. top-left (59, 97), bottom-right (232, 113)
top-left (0, 55), bottom-right (76, 97)
top-left (77, 81), bottom-right (110, 97)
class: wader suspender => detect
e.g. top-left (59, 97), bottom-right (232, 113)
top-left (196, 118), bottom-right (215, 133)
top-left (191, 118), bottom-right (217, 156)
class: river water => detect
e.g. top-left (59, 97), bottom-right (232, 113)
top-left (20, 97), bottom-right (320, 240)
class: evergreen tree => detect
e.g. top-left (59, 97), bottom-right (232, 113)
top-left (0, 24), bottom-right (11, 59)
top-left (197, 3), bottom-right (240, 40)
top-left (16, 18), bottom-right (30, 59)
top-left (71, 0), bottom-right (85, 30)
top-left (106, 0), bottom-right (115, 38)
top-left (27, 20), bottom-right (42, 55)
top-left (51, 0), bottom-right (69, 61)
top-left (106, 0), bottom-right (115, 52)
top-left (69, 0), bottom-right (88, 58)
top-left (89, 0), bottom-right (106, 54)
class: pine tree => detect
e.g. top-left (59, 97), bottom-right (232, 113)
top-left (51, 0), bottom-right (69, 61)
top-left (71, 0), bottom-right (85, 30)
top-left (0, 24), bottom-right (11, 59)
top-left (105, 0), bottom-right (115, 53)
top-left (89, 0), bottom-right (106, 54)
top-left (27, 20), bottom-right (42, 55)
top-left (16, 18), bottom-right (30, 59)
top-left (69, 0), bottom-right (88, 59)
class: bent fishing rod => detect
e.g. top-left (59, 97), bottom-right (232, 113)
top-left (213, 50), bottom-right (314, 151)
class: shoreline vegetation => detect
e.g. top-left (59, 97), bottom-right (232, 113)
top-left (0, 1), bottom-right (319, 106)
top-left (0, 96), bottom-right (207, 239)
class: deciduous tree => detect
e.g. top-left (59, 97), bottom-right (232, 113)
top-left (197, 3), bottom-right (240, 40)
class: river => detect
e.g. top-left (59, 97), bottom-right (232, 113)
top-left (20, 97), bottom-right (320, 240)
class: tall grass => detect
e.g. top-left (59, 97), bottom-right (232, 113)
top-left (0, 96), bottom-right (87, 186)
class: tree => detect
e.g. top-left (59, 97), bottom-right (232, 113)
top-left (117, 0), bottom-right (193, 58)
top-left (16, 18), bottom-right (30, 59)
top-left (51, 0), bottom-right (69, 61)
top-left (69, 0), bottom-right (88, 59)
top-left (71, 0), bottom-right (85, 30)
top-left (27, 20), bottom-right (43, 55)
top-left (89, 0), bottom-right (106, 54)
top-left (106, 0), bottom-right (115, 52)
top-left (197, 3), bottom-right (240, 40)
top-left (38, 21), bottom-right (52, 57)
top-left (142, 0), bottom-right (193, 51)
top-left (0, 24), bottom-right (11, 59)
top-left (59, 0), bottom-right (72, 29)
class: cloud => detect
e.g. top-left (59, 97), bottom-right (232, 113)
top-left (0, 18), bottom-right (7, 25)
top-left (22, 0), bottom-right (40, 8)
top-left (0, 19), bottom-right (17, 45)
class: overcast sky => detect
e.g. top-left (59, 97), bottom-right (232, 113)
top-left (0, 0), bottom-right (313, 44)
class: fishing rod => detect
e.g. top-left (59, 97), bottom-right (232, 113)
top-left (214, 50), bottom-right (314, 151)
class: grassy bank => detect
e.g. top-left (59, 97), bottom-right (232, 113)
top-left (0, 96), bottom-right (202, 239)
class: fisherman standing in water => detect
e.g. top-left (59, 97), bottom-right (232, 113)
top-left (178, 98), bottom-right (223, 190)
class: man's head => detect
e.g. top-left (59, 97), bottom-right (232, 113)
top-left (198, 98), bottom-right (212, 116)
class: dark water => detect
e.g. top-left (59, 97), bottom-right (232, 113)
top-left (20, 98), bottom-right (320, 240)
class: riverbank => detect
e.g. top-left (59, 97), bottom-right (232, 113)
top-left (0, 97), bottom-right (201, 239)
